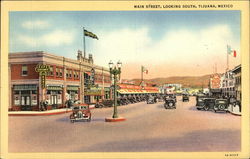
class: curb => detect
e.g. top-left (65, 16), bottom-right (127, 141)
top-left (9, 110), bottom-right (72, 116)
top-left (105, 117), bottom-right (126, 122)
top-left (229, 112), bottom-right (241, 116)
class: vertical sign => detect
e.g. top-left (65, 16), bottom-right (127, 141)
top-left (35, 64), bottom-right (51, 89)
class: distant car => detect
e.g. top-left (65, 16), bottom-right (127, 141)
top-left (164, 97), bottom-right (176, 109)
top-left (70, 104), bottom-right (91, 123)
top-left (182, 95), bottom-right (189, 102)
top-left (214, 99), bottom-right (228, 112)
top-left (196, 97), bottom-right (216, 111)
top-left (147, 96), bottom-right (156, 104)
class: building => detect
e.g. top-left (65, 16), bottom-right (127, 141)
top-left (9, 51), bottom-right (111, 111)
top-left (220, 70), bottom-right (235, 98)
top-left (159, 84), bottom-right (182, 94)
top-left (231, 65), bottom-right (241, 101)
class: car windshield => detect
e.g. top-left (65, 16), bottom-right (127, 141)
top-left (81, 106), bottom-right (88, 110)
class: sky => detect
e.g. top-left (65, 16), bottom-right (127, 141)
top-left (9, 11), bottom-right (241, 79)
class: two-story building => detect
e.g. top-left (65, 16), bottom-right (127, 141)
top-left (9, 51), bottom-right (111, 111)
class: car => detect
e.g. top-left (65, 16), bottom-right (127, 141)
top-left (70, 104), bottom-right (91, 123)
top-left (182, 95), bottom-right (189, 102)
top-left (196, 97), bottom-right (216, 111)
top-left (147, 95), bottom-right (156, 104)
top-left (164, 97), bottom-right (176, 109)
top-left (213, 99), bottom-right (228, 112)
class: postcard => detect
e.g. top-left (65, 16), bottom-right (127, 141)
top-left (1, 0), bottom-right (249, 159)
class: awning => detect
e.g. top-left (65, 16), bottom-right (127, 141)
top-left (117, 89), bottom-right (159, 94)
top-left (47, 86), bottom-right (63, 90)
top-left (13, 84), bottom-right (37, 90)
top-left (84, 90), bottom-right (102, 96)
top-left (67, 85), bottom-right (79, 91)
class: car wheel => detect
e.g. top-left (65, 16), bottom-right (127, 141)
top-left (87, 116), bottom-right (91, 122)
top-left (204, 106), bottom-right (209, 111)
top-left (197, 108), bottom-right (201, 110)
top-left (164, 104), bottom-right (167, 109)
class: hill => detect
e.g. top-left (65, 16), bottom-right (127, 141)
top-left (129, 75), bottom-right (212, 88)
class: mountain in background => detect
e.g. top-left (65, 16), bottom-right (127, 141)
top-left (127, 74), bottom-right (214, 88)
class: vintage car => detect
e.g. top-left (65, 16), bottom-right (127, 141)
top-left (196, 97), bottom-right (216, 111)
top-left (147, 95), bottom-right (156, 104)
top-left (70, 104), bottom-right (91, 123)
top-left (213, 99), bottom-right (228, 112)
top-left (164, 97), bottom-right (176, 109)
top-left (182, 94), bottom-right (189, 102)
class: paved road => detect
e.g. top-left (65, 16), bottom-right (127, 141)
top-left (9, 96), bottom-right (241, 152)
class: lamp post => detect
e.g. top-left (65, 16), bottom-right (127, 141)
top-left (105, 60), bottom-right (125, 122)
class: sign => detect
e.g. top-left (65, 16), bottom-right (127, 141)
top-left (35, 64), bottom-right (51, 89)
top-left (90, 68), bottom-right (95, 85)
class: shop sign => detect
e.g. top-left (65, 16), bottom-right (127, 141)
top-left (84, 89), bottom-right (102, 96)
top-left (35, 64), bottom-right (51, 89)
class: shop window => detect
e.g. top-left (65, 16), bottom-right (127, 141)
top-left (22, 65), bottom-right (28, 76)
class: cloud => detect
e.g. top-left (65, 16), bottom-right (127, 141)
top-left (22, 20), bottom-right (50, 29)
top-left (93, 25), bottom-right (240, 78)
top-left (18, 30), bottom-right (75, 47)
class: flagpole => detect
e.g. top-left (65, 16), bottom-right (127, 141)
top-left (227, 49), bottom-right (229, 71)
top-left (83, 27), bottom-right (86, 58)
top-left (141, 66), bottom-right (143, 84)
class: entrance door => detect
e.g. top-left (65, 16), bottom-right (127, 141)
top-left (21, 96), bottom-right (31, 106)
top-left (51, 95), bottom-right (58, 105)
top-left (21, 95), bottom-right (31, 110)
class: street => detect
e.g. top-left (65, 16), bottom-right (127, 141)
top-left (9, 96), bottom-right (241, 152)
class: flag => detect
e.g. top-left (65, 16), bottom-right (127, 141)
top-left (227, 45), bottom-right (237, 57)
top-left (142, 66), bottom-right (148, 74)
top-left (84, 29), bottom-right (98, 40)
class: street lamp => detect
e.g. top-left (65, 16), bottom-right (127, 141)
top-left (109, 60), bottom-right (122, 118)
top-left (105, 60), bottom-right (125, 122)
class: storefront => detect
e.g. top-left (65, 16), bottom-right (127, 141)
top-left (46, 85), bottom-right (63, 109)
top-left (66, 85), bottom-right (79, 101)
top-left (12, 84), bottom-right (38, 111)
top-left (84, 87), bottom-right (104, 103)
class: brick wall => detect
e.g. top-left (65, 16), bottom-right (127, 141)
top-left (11, 64), bottom-right (39, 80)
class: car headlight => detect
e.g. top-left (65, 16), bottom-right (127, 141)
top-left (74, 114), bottom-right (77, 117)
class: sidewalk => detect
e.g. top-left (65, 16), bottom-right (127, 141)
top-left (8, 108), bottom-right (72, 116)
top-left (9, 104), bottom-right (95, 116)
top-left (228, 104), bottom-right (241, 116)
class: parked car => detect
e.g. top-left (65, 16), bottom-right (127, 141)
top-left (182, 95), bottom-right (189, 102)
top-left (147, 95), bottom-right (156, 104)
top-left (196, 97), bottom-right (216, 111)
top-left (214, 99), bottom-right (228, 112)
top-left (70, 104), bottom-right (91, 123)
top-left (164, 97), bottom-right (176, 109)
